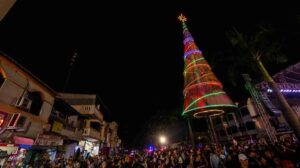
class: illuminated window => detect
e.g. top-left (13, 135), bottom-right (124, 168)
top-left (0, 68), bottom-right (5, 88)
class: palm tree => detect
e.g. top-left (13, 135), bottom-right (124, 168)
top-left (225, 26), bottom-right (300, 141)
top-left (255, 52), bottom-right (300, 141)
top-left (225, 26), bottom-right (287, 85)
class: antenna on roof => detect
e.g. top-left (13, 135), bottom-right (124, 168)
top-left (63, 51), bottom-right (77, 92)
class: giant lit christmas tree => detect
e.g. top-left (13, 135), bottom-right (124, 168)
top-left (179, 14), bottom-right (237, 118)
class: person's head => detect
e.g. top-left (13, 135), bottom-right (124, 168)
top-left (227, 154), bottom-right (232, 160)
top-left (264, 150), bottom-right (273, 159)
top-left (260, 156), bottom-right (268, 166)
top-left (247, 149), bottom-right (257, 158)
top-left (238, 153), bottom-right (249, 167)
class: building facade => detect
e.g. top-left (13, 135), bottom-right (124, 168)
top-left (0, 53), bottom-right (120, 162)
top-left (0, 54), bottom-right (55, 146)
top-left (213, 63), bottom-right (300, 143)
top-left (58, 93), bottom-right (120, 156)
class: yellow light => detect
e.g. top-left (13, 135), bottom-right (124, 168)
top-left (159, 136), bottom-right (167, 144)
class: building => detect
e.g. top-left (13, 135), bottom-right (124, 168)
top-left (45, 98), bottom-right (87, 158)
top-left (0, 0), bottom-right (16, 22)
top-left (213, 63), bottom-right (300, 143)
top-left (0, 53), bottom-right (56, 154)
top-left (0, 52), bottom-right (120, 160)
top-left (58, 93), bottom-right (120, 156)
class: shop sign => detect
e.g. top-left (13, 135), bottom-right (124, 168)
top-left (34, 134), bottom-right (63, 146)
top-left (13, 136), bottom-right (34, 145)
top-left (0, 111), bottom-right (8, 127)
top-left (52, 121), bottom-right (63, 133)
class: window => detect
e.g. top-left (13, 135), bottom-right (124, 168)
top-left (8, 113), bottom-right (20, 127)
top-left (85, 106), bottom-right (91, 111)
top-left (16, 116), bottom-right (26, 127)
top-left (246, 121), bottom-right (256, 130)
top-left (0, 68), bottom-right (6, 88)
top-left (90, 122), bottom-right (100, 131)
top-left (27, 92), bottom-right (43, 116)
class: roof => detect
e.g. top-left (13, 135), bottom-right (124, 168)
top-left (256, 62), bottom-right (300, 116)
top-left (58, 92), bottom-right (114, 121)
top-left (273, 62), bottom-right (300, 83)
top-left (0, 51), bottom-right (56, 95)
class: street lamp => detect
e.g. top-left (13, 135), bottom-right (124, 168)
top-left (159, 135), bottom-right (167, 145)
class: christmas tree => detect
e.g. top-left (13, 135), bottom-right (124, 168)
top-left (179, 14), bottom-right (237, 118)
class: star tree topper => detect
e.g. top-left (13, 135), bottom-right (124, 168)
top-left (178, 13), bottom-right (187, 23)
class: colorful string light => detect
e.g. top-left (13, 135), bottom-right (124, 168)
top-left (183, 104), bottom-right (237, 115)
top-left (179, 14), bottom-right (236, 118)
top-left (184, 49), bottom-right (202, 59)
top-left (184, 91), bottom-right (226, 112)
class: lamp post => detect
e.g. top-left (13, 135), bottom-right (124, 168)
top-left (158, 135), bottom-right (167, 150)
top-left (159, 135), bottom-right (167, 145)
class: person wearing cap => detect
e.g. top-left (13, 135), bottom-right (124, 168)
top-left (238, 153), bottom-right (249, 168)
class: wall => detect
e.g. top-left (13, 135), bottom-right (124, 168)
top-left (0, 55), bottom-right (55, 139)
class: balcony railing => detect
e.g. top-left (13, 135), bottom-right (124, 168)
top-left (83, 128), bottom-right (101, 140)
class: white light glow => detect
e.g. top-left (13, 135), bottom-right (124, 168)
top-left (159, 136), bottom-right (167, 144)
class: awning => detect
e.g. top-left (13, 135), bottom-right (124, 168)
top-left (13, 136), bottom-right (34, 145)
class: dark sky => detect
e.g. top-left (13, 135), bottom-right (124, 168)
top-left (0, 1), bottom-right (299, 145)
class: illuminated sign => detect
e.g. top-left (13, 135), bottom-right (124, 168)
top-left (51, 121), bottom-right (63, 133)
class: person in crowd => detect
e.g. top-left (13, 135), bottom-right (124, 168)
top-left (238, 153), bottom-right (249, 168)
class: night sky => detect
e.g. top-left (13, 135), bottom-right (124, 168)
top-left (0, 1), bottom-right (299, 146)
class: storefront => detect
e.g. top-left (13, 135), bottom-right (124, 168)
top-left (0, 136), bottom-right (34, 167)
top-left (16, 133), bottom-right (64, 167)
top-left (78, 140), bottom-right (100, 157)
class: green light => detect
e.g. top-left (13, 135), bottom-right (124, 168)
top-left (183, 63), bottom-right (210, 74)
top-left (185, 57), bottom-right (205, 68)
top-left (184, 91), bottom-right (226, 112)
top-left (184, 72), bottom-right (214, 88)
top-left (182, 104), bottom-right (238, 116)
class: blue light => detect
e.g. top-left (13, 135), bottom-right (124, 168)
top-left (184, 49), bottom-right (202, 59)
top-left (267, 89), bottom-right (300, 93)
top-left (19, 144), bottom-right (32, 150)
top-left (147, 145), bottom-right (154, 153)
top-left (184, 37), bottom-right (194, 45)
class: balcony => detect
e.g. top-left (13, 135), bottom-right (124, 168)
top-left (83, 128), bottom-right (101, 141)
top-left (61, 127), bottom-right (82, 141)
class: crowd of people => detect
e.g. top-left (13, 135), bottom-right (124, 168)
top-left (1, 136), bottom-right (300, 167)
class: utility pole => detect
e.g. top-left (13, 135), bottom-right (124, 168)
top-left (63, 52), bottom-right (77, 92)
top-left (187, 119), bottom-right (195, 148)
